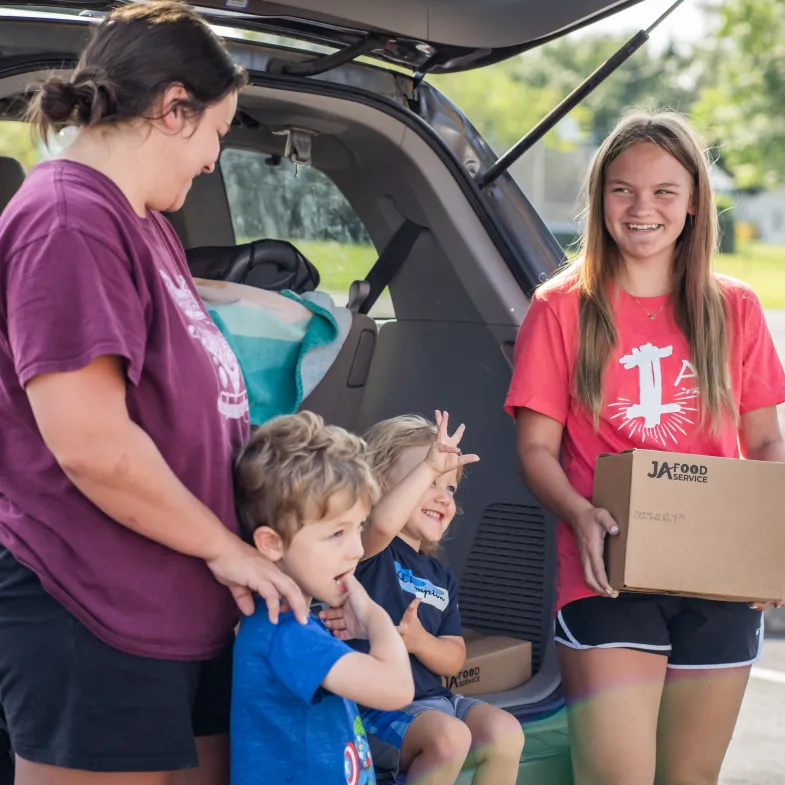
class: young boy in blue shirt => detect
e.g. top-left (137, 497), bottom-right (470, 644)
top-left (230, 411), bottom-right (415, 785)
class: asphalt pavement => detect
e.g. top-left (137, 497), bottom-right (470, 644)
top-left (720, 638), bottom-right (785, 784)
top-left (719, 310), bottom-right (785, 784)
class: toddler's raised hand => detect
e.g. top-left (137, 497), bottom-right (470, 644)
top-left (424, 410), bottom-right (480, 475)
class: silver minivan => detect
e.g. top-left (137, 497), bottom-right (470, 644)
top-left (0, 2), bottom-right (662, 782)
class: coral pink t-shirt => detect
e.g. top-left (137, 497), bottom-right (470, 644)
top-left (505, 274), bottom-right (785, 612)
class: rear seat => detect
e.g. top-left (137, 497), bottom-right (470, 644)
top-left (185, 239), bottom-right (377, 433)
top-left (0, 155), bottom-right (26, 214)
top-left (299, 312), bottom-right (376, 432)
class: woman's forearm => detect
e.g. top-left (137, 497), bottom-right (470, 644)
top-left (60, 416), bottom-right (234, 560)
top-left (26, 357), bottom-right (308, 621)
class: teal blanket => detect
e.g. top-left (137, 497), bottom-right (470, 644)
top-left (203, 289), bottom-right (351, 426)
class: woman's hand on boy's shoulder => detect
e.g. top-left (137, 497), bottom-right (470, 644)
top-left (206, 534), bottom-right (308, 624)
top-left (424, 410), bottom-right (480, 476)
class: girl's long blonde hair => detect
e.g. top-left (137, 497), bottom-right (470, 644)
top-left (547, 110), bottom-right (734, 430)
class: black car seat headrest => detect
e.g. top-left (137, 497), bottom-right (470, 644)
top-left (186, 238), bottom-right (320, 294)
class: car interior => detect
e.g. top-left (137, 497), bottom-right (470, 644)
top-left (0, 155), bottom-right (24, 214)
top-left (219, 88), bottom-right (564, 720)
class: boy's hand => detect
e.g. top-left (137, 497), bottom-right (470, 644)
top-left (424, 411), bottom-right (480, 476)
top-left (397, 598), bottom-right (427, 654)
top-left (319, 574), bottom-right (379, 640)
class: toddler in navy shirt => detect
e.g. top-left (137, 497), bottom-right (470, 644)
top-left (321, 412), bottom-right (525, 785)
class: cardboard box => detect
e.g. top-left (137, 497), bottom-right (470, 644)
top-left (442, 634), bottom-right (532, 697)
top-left (593, 449), bottom-right (785, 603)
top-left (461, 627), bottom-right (484, 644)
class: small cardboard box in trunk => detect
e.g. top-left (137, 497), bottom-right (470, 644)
top-left (442, 634), bottom-right (532, 697)
top-left (593, 449), bottom-right (785, 603)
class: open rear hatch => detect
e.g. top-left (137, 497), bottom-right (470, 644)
top-left (0, 0), bottom-right (687, 189)
top-left (2, 0), bottom-right (647, 72)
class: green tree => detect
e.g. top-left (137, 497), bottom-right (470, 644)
top-left (428, 32), bottom-right (701, 156)
top-left (512, 34), bottom-right (702, 144)
top-left (692, 0), bottom-right (785, 188)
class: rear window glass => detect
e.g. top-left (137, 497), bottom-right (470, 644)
top-left (220, 147), bottom-right (392, 319)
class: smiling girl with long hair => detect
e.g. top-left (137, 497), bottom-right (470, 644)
top-left (506, 110), bottom-right (785, 785)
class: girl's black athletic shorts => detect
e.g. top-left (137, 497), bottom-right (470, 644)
top-left (555, 592), bottom-right (764, 669)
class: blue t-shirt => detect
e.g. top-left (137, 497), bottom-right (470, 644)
top-left (352, 538), bottom-right (462, 699)
top-left (231, 607), bottom-right (376, 785)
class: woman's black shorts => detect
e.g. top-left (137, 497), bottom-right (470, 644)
top-left (0, 545), bottom-right (232, 772)
top-left (555, 593), bottom-right (764, 669)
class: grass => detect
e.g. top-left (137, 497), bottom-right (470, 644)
top-left (296, 240), bottom-right (377, 292)
top-left (715, 243), bottom-right (785, 309)
top-left (283, 238), bottom-right (785, 311)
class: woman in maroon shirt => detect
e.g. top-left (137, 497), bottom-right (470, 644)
top-left (0, 3), bottom-right (306, 783)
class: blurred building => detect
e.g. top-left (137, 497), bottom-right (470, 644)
top-left (736, 189), bottom-right (785, 245)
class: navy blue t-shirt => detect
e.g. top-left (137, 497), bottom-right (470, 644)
top-left (231, 606), bottom-right (376, 785)
top-left (352, 538), bottom-right (462, 699)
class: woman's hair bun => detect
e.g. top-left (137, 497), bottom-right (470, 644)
top-left (70, 72), bottom-right (119, 125)
top-left (35, 72), bottom-right (118, 127)
top-left (37, 77), bottom-right (79, 124)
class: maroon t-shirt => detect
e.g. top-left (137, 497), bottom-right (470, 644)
top-left (0, 160), bottom-right (250, 660)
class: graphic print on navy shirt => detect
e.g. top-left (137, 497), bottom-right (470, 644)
top-left (353, 538), bottom-right (462, 699)
top-left (231, 607), bottom-right (376, 785)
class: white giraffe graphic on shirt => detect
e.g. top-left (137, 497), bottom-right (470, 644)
top-left (608, 342), bottom-right (699, 445)
top-left (159, 270), bottom-right (249, 422)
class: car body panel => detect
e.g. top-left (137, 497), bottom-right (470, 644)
top-left (190, 0), bottom-right (647, 73)
top-left (0, 0), bottom-right (646, 72)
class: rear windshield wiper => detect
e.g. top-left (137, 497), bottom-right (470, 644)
top-left (477, 0), bottom-right (689, 189)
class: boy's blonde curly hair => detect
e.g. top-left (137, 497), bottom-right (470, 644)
top-left (234, 411), bottom-right (379, 544)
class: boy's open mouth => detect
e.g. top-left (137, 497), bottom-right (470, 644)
top-left (423, 509), bottom-right (443, 522)
top-left (333, 569), bottom-right (354, 591)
